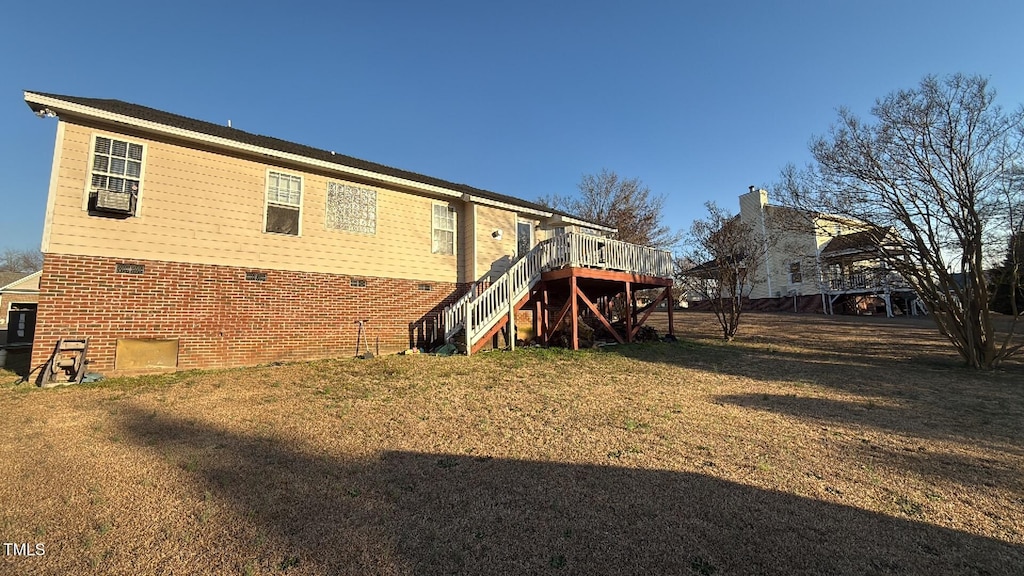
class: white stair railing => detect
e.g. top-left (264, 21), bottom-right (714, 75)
top-left (463, 237), bottom-right (565, 350)
top-left (441, 280), bottom-right (490, 341)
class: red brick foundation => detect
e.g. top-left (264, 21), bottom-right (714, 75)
top-left (30, 254), bottom-right (465, 374)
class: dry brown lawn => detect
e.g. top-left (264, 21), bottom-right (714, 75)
top-left (0, 312), bottom-right (1022, 575)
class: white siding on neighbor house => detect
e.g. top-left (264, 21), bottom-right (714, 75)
top-left (740, 189), bottom-right (825, 299)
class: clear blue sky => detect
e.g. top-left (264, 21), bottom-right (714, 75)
top-left (3, 1), bottom-right (1024, 254)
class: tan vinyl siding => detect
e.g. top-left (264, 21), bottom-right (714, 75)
top-left (46, 121), bottom-right (463, 283)
top-left (474, 205), bottom-right (517, 281)
top-left (460, 203), bottom-right (477, 282)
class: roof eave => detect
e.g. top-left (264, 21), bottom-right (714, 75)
top-left (23, 91), bottom-right (615, 231)
top-left (25, 91), bottom-right (468, 201)
top-left (549, 214), bottom-right (617, 233)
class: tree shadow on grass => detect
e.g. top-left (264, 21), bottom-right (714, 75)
top-left (117, 407), bottom-right (1023, 575)
top-left (607, 341), bottom-right (1024, 450)
top-left (661, 310), bottom-right (1023, 373)
top-left (717, 393), bottom-right (1024, 488)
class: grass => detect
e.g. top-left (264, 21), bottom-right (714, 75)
top-left (0, 311), bottom-right (1022, 575)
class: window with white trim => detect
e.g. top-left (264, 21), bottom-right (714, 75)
top-left (265, 171), bottom-right (302, 235)
top-left (431, 204), bottom-right (457, 255)
top-left (89, 136), bottom-right (144, 216)
top-left (788, 262), bottom-right (803, 284)
top-left (326, 182), bottom-right (376, 234)
top-left (517, 220), bottom-right (533, 257)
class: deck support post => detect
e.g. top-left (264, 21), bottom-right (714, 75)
top-left (625, 280), bottom-right (633, 343)
top-left (533, 293), bottom-right (541, 344)
top-left (507, 279), bottom-right (515, 350)
top-left (464, 298), bottom-right (473, 357)
top-left (666, 286), bottom-right (675, 336)
top-left (631, 286), bottom-right (670, 340)
top-left (542, 284), bottom-right (550, 343)
top-left (570, 275), bottom-right (579, 350)
top-left (578, 290), bottom-right (624, 344)
top-left (548, 295), bottom-right (573, 345)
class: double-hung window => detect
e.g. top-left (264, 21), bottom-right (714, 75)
top-left (89, 136), bottom-right (144, 216)
top-left (431, 204), bottom-right (457, 255)
top-left (788, 262), bottom-right (803, 284)
top-left (265, 171), bottom-right (302, 235)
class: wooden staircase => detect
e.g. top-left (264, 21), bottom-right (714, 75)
top-left (439, 233), bottom-right (675, 355)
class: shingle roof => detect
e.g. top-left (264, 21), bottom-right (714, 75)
top-left (26, 91), bottom-right (604, 227)
top-left (0, 271), bottom-right (38, 291)
top-left (0, 272), bottom-right (24, 288)
top-left (680, 255), bottom-right (747, 278)
top-left (820, 228), bottom-right (888, 256)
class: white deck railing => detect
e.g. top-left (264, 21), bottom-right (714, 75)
top-left (563, 234), bottom-right (675, 278)
top-left (440, 233), bottom-right (674, 350)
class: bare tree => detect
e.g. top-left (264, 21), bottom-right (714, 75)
top-left (990, 231), bottom-right (1023, 316)
top-left (540, 169), bottom-right (682, 249)
top-left (678, 202), bottom-right (769, 341)
top-left (0, 248), bottom-right (43, 274)
top-left (778, 74), bottom-right (1024, 368)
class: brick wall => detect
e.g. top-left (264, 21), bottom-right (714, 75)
top-left (30, 254), bottom-right (466, 374)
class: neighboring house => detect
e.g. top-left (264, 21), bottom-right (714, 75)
top-left (24, 91), bottom-right (674, 373)
top-left (0, 270), bottom-right (41, 346)
top-left (737, 187), bottom-right (916, 316)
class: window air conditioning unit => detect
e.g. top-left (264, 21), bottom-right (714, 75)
top-left (93, 188), bottom-right (135, 214)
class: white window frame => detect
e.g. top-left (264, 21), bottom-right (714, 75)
top-left (325, 181), bottom-right (377, 235)
top-left (83, 133), bottom-right (148, 217)
top-left (263, 169), bottom-right (304, 236)
top-left (516, 219), bottom-right (534, 257)
top-left (788, 261), bottom-right (803, 285)
top-left (431, 202), bottom-right (457, 256)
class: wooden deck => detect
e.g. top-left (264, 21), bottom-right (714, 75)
top-left (470, 266), bottom-right (674, 354)
top-left (442, 233), bottom-right (676, 354)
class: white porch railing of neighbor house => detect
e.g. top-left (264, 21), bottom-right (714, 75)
top-left (440, 233), bottom-right (674, 347)
top-left (824, 268), bottom-right (909, 292)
